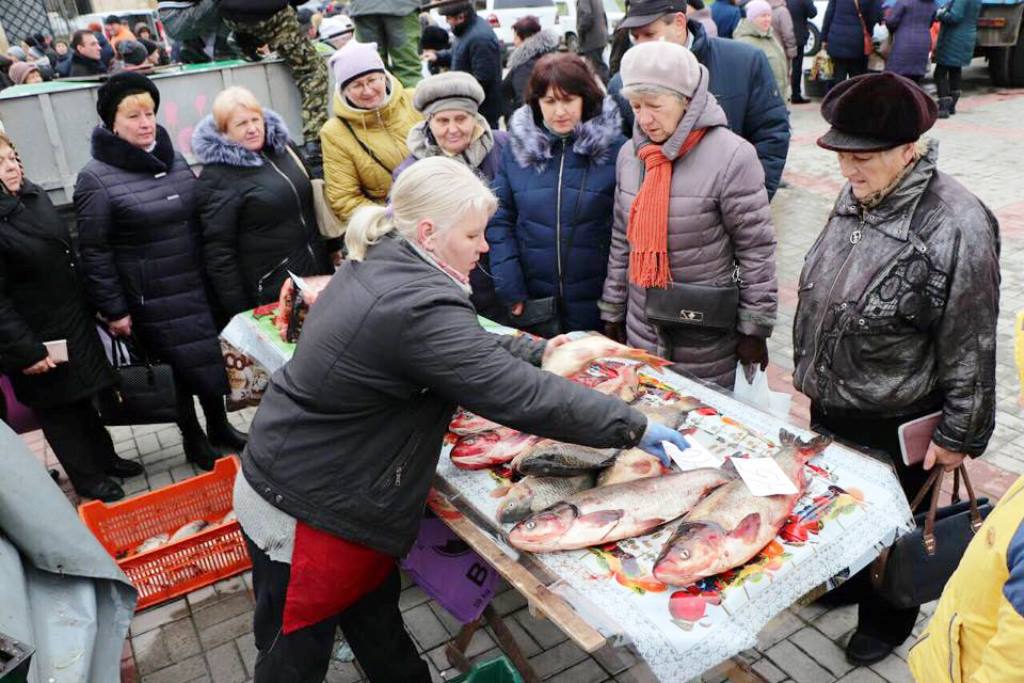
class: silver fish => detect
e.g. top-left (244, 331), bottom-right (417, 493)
top-left (596, 448), bottom-right (665, 487)
top-left (512, 441), bottom-right (620, 477)
top-left (495, 473), bottom-right (597, 524)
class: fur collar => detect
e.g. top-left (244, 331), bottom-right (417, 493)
top-left (508, 96), bottom-right (622, 173)
top-left (506, 30), bottom-right (559, 72)
top-left (90, 125), bottom-right (177, 173)
top-left (191, 109), bottom-right (293, 167)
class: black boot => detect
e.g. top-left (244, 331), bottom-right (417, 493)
top-left (105, 456), bottom-right (145, 478)
top-left (183, 433), bottom-right (219, 471)
top-left (76, 478), bottom-right (126, 502)
top-left (201, 394), bottom-right (248, 454)
top-left (950, 90), bottom-right (961, 115)
top-left (937, 96), bottom-right (952, 119)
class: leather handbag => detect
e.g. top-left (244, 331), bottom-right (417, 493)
top-left (509, 297), bottom-right (561, 339)
top-left (853, 0), bottom-right (875, 56)
top-left (95, 331), bottom-right (178, 426)
top-left (870, 465), bottom-right (993, 609)
top-left (285, 146), bottom-right (345, 239)
top-left (644, 283), bottom-right (740, 331)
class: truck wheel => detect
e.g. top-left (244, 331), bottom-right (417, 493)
top-left (991, 32), bottom-right (1024, 86)
top-left (805, 23), bottom-right (822, 57)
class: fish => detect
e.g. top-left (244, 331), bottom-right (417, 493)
top-left (134, 533), bottom-right (170, 555)
top-left (652, 430), bottom-right (832, 586)
top-left (596, 448), bottom-right (666, 487)
top-left (508, 469), bottom-right (734, 552)
top-left (633, 401), bottom-right (691, 429)
top-left (169, 519), bottom-right (210, 543)
top-left (541, 333), bottom-right (669, 377)
top-left (451, 427), bottom-right (544, 470)
top-left (512, 441), bottom-right (620, 476)
top-left (591, 363), bottom-right (641, 402)
top-left (495, 473), bottom-right (597, 524)
top-left (449, 408), bottom-right (504, 436)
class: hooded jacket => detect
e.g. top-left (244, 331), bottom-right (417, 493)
top-left (320, 74), bottom-right (421, 224)
top-left (884, 0), bottom-right (936, 78)
top-left (73, 125), bottom-right (228, 398)
top-left (192, 109), bottom-right (331, 322)
top-left (712, 1), bottom-right (742, 38)
top-left (735, 19), bottom-right (791, 102)
top-left (793, 141), bottom-right (999, 456)
top-left (487, 97), bottom-right (626, 333)
top-left (393, 119), bottom-right (509, 321)
top-left (934, 0), bottom-right (981, 68)
top-left (608, 20), bottom-right (790, 199)
top-left (241, 233), bottom-right (647, 557)
top-left (0, 181), bottom-right (116, 408)
top-left (600, 66), bottom-right (777, 389)
top-left (821, 0), bottom-right (883, 60)
top-left (501, 29), bottom-right (560, 118)
top-left (908, 474), bottom-right (1024, 682)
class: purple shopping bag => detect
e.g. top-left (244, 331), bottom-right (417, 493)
top-left (1, 375), bottom-right (39, 435)
top-left (401, 516), bottom-right (498, 624)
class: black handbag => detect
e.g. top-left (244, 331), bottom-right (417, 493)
top-left (508, 297), bottom-right (561, 339)
top-left (644, 282), bottom-right (740, 331)
top-left (870, 465), bottom-right (993, 609)
top-left (95, 331), bottom-right (178, 426)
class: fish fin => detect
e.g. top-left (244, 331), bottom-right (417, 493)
top-left (636, 518), bottom-right (668, 533)
top-left (779, 430), bottom-right (796, 447)
top-left (577, 510), bottom-right (624, 527)
top-left (729, 513), bottom-right (762, 543)
top-left (796, 434), bottom-right (833, 459)
top-left (623, 349), bottom-right (672, 371)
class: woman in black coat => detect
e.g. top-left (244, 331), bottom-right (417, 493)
top-left (73, 73), bottom-right (244, 471)
top-left (192, 86), bottom-right (331, 323)
top-left (0, 133), bottom-right (140, 502)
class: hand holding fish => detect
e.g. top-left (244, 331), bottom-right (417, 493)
top-left (541, 334), bottom-right (573, 366)
top-left (637, 420), bottom-right (689, 467)
top-left (923, 442), bottom-right (966, 472)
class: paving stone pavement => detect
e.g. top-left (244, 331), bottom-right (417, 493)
top-left (18, 59), bottom-right (1024, 682)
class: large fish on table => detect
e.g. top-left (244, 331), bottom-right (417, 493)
top-left (495, 473), bottom-right (597, 524)
top-left (541, 334), bottom-right (669, 377)
top-left (652, 431), bottom-right (831, 586)
top-left (451, 428), bottom-right (543, 470)
top-left (596, 448), bottom-right (665, 487)
top-left (511, 441), bottom-right (620, 476)
top-left (508, 469), bottom-right (734, 552)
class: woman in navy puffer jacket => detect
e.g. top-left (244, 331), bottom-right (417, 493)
top-left (821, 0), bottom-right (883, 83)
top-left (487, 53), bottom-right (625, 335)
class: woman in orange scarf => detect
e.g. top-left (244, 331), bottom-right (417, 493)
top-left (599, 40), bottom-right (778, 388)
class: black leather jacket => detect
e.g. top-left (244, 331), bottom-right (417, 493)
top-left (793, 142), bottom-right (1000, 456)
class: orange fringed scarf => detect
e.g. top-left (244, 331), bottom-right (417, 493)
top-left (627, 129), bottom-right (708, 288)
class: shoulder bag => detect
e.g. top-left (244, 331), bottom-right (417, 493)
top-left (852, 0), bottom-right (875, 56)
top-left (284, 145), bottom-right (346, 240)
top-left (869, 464), bottom-right (994, 609)
top-left (94, 328), bottom-right (178, 426)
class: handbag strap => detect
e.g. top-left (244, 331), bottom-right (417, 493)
top-left (956, 465), bottom-right (984, 533)
top-left (912, 464), bottom-right (984, 556)
top-left (284, 144), bottom-right (311, 180)
top-left (340, 118), bottom-right (395, 176)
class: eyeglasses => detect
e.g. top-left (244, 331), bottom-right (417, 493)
top-left (346, 74), bottom-right (386, 93)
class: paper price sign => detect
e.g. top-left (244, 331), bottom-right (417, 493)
top-left (731, 456), bottom-right (799, 496)
top-left (662, 438), bottom-right (725, 471)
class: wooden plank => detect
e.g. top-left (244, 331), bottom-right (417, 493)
top-left (428, 489), bottom-right (608, 654)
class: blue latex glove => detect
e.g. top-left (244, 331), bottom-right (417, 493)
top-left (637, 419), bottom-right (689, 467)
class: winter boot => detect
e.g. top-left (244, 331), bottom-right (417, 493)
top-left (950, 91), bottom-right (961, 115)
top-left (183, 433), bottom-right (219, 471)
top-left (937, 97), bottom-right (952, 119)
top-left (201, 394), bottom-right (248, 454)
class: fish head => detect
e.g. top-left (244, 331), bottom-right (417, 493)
top-left (452, 431), bottom-right (502, 461)
top-left (496, 482), bottom-right (535, 524)
top-left (509, 503), bottom-right (578, 549)
top-left (653, 522), bottom-right (725, 586)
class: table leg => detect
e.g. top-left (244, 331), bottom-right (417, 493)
top-left (444, 617), bottom-right (482, 672)
top-left (483, 605), bottom-right (542, 683)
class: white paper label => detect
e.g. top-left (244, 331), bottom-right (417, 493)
top-left (731, 456), bottom-right (799, 496)
top-left (288, 271), bottom-right (312, 293)
top-left (662, 438), bottom-right (725, 471)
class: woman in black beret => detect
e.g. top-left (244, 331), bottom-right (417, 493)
top-left (73, 72), bottom-right (246, 472)
top-left (793, 72), bottom-right (1000, 665)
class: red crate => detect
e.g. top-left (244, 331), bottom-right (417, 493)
top-left (79, 456), bottom-right (252, 611)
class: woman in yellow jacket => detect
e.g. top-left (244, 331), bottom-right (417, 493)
top-left (908, 474), bottom-right (1024, 682)
top-left (320, 40), bottom-right (421, 254)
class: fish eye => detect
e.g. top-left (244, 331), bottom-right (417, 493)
top-left (680, 550), bottom-right (690, 560)
top-left (526, 522), bottom-right (535, 530)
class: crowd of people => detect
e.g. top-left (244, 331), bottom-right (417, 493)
top-left (0, 0), bottom-right (1010, 680)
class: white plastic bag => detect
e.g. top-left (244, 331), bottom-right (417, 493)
top-left (732, 362), bottom-right (792, 419)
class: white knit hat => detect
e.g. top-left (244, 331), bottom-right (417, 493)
top-left (620, 40), bottom-right (701, 99)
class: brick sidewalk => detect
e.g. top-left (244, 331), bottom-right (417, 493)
top-left (20, 60), bottom-right (1024, 683)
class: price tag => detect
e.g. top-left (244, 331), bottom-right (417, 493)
top-left (288, 271), bottom-right (312, 293)
top-left (731, 456), bottom-right (799, 496)
top-left (662, 438), bottom-right (725, 471)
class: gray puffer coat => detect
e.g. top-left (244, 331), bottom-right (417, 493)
top-left (599, 65), bottom-right (778, 388)
top-left (793, 141), bottom-right (1000, 456)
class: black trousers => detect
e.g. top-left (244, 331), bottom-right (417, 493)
top-left (791, 43), bottom-right (806, 98)
top-left (581, 47), bottom-right (610, 84)
top-left (175, 379), bottom-right (229, 438)
top-left (35, 398), bottom-right (118, 491)
top-left (811, 404), bottom-right (937, 645)
top-left (830, 56), bottom-right (869, 90)
top-left (935, 64), bottom-right (963, 97)
top-left (244, 534), bottom-right (431, 683)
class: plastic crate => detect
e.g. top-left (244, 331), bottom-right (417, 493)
top-left (79, 456), bottom-right (252, 611)
top-left (449, 657), bottom-right (524, 683)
